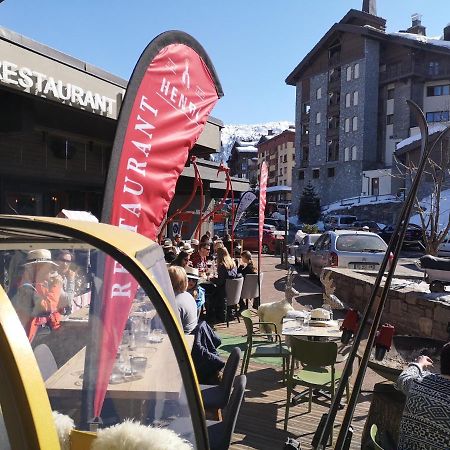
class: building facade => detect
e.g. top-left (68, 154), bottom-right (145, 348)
top-left (257, 128), bottom-right (295, 203)
top-left (286, 2), bottom-right (450, 216)
top-left (228, 139), bottom-right (259, 185)
top-left (0, 26), bottom-right (248, 236)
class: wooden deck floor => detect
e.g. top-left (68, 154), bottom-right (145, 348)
top-left (214, 317), bottom-right (378, 450)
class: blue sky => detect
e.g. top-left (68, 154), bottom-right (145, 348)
top-left (1, 1), bottom-right (448, 125)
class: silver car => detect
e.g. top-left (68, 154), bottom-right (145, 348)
top-left (293, 233), bottom-right (321, 269)
top-left (308, 230), bottom-right (389, 279)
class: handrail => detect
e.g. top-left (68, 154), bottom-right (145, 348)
top-left (158, 156), bottom-right (204, 242)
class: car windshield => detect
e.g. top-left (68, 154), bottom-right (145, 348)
top-left (336, 234), bottom-right (387, 252)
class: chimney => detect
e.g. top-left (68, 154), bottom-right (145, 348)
top-left (406, 13), bottom-right (426, 36)
top-left (362, 0), bottom-right (377, 16)
top-left (268, 129), bottom-right (273, 135)
top-left (444, 23), bottom-right (450, 41)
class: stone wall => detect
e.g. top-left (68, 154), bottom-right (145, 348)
top-left (323, 268), bottom-right (450, 341)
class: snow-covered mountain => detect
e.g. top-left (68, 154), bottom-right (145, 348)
top-left (213, 121), bottom-right (294, 163)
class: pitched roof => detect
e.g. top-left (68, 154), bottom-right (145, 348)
top-left (286, 10), bottom-right (450, 86)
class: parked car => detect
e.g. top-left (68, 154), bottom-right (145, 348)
top-left (437, 235), bottom-right (450, 257)
top-left (292, 233), bottom-right (321, 269)
top-left (323, 214), bottom-right (357, 231)
top-left (234, 226), bottom-right (283, 254)
top-left (351, 220), bottom-right (382, 233)
top-left (236, 222), bottom-right (276, 233)
top-left (308, 230), bottom-right (389, 279)
top-left (243, 217), bottom-right (284, 230)
top-left (378, 223), bottom-right (424, 248)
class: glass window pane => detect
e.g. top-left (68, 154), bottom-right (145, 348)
top-left (4, 243), bottom-right (199, 446)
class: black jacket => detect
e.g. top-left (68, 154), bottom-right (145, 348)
top-left (191, 320), bottom-right (225, 383)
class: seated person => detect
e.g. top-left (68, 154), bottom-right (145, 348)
top-left (222, 233), bottom-right (232, 254)
top-left (190, 238), bottom-right (199, 253)
top-left (167, 266), bottom-right (198, 335)
top-left (208, 247), bottom-right (239, 323)
top-left (170, 250), bottom-right (192, 269)
top-left (190, 242), bottom-right (210, 275)
top-left (238, 250), bottom-right (257, 277)
top-left (162, 239), bottom-right (176, 263)
top-left (191, 319), bottom-right (225, 384)
top-left (395, 342), bottom-right (450, 450)
top-left (172, 234), bottom-right (182, 254)
top-left (185, 266), bottom-right (205, 314)
top-left (12, 249), bottom-right (63, 342)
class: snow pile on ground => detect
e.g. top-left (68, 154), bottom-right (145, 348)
top-left (389, 279), bottom-right (429, 292)
top-left (213, 121), bottom-right (293, 163)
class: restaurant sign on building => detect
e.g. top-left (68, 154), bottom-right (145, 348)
top-left (0, 59), bottom-right (117, 116)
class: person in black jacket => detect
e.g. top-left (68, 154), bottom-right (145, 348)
top-left (191, 320), bottom-right (225, 384)
top-left (209, 247), bottom-right (238, 323)
top-left (238, 250), bottom-right (256, 277)
top-left (237, 250), bottom-right (257, 312)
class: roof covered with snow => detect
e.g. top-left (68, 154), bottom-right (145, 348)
top-left (287, 13), bottom-right (450, 86)
top-left (267, 185), bottom-right (292, 193)
top-left (396, 123), bottom-right (448, 152)
top-left (390, 32), bottom-right (450, 50)
top-left (213, 121), bottom-right (293, 164)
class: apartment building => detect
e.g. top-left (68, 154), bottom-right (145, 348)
top-left (228, 139), bottom-right (259, 184)
top-left (257, 128), bottom-right (295, 202)
top-left (286, 0), bottom-right (450, 215)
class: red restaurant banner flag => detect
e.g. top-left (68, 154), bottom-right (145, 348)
top-left (258, 162), bottom-right (268, 260)
top-left (94, 31), bottom-right (223, 418)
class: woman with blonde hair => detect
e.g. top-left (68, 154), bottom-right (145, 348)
top-left (209, 247), bottom-right (239, 323)
top-left (167, 266), bottom-right (198, 334)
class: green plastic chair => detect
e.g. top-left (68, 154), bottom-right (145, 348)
top-left (240, 310), bottom-right (290, 383)
top-left (370, 424), bottom-right (384, 450)
top-left (283, 338), bottom-right (350, 443)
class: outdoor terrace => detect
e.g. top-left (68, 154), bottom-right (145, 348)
top-left (215, 256), bottom-right (385, 450)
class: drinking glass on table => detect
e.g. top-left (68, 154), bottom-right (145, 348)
top-left (303, 305), bottom-right (312, 327)
top-left (296, 316), bottom-right (305, 328)
top-left (322, 303), bottom-right (333, 320)
top-left (304, 312), bottom-right (311, 327)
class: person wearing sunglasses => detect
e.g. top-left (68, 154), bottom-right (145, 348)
top-left (56, 250), bottom-right (76, 314)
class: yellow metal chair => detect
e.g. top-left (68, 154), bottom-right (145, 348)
top-left (240, 310), bottom-right (290, 383)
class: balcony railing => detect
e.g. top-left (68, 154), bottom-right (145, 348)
top-left (380, 61), bottom-right (450, 83)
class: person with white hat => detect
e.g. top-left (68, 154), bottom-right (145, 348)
top-left (185, 266), bottom-right (205, 314)
top-left (12, 249), bottom-right (63, 342)
top-left (162, 238), bottom-right (176, 264)
top-left (190, 239), bottom-right (199, 252)
top-left (180, 242), bottom-right (194, 254)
